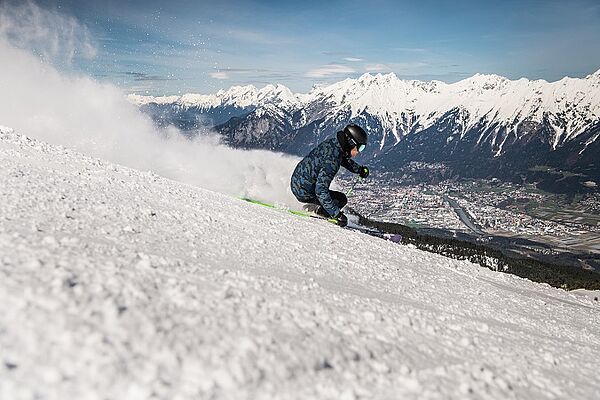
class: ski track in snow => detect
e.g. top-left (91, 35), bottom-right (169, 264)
top-left (0, 128), bottom-right (599, 400)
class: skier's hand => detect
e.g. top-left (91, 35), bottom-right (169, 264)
top-left (359, 166), bottom-right (369, 179)
top-left (336, 212), bottom-right (348, 227)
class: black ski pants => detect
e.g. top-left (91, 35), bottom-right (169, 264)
top-left (302, 190), bottom-right (347, 217)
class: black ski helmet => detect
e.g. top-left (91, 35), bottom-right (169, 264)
top-left (344, 124), bottom-right (368, 145)
top-left (339, 124), bottom-right (368, 153)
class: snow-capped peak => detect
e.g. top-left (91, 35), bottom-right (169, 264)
top-left (586, 68), bottom-right (600, 80)
top-left (127, 94), bottom-right (180, 106)
top-left (214, 85), bottom-right (260, 108)
top-left (128, 70), bottom-right (600, 148)
top-left (356, 72), bottom-right (399, 86)
top-left (456, 73), bottom-right (509, 90)
top-left (256, 83), bottom-right (299, 107)
top-left (128, 83), bottom-right (301, 110)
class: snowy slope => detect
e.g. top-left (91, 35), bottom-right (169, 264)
top-left (1, 126), bottom-right (600, 400)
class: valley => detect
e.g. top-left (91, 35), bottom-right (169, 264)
top-left (341, 174), bottom-right (600, 272)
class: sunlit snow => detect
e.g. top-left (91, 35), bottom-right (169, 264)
top-left (1, 126), bottom-right (599, 399)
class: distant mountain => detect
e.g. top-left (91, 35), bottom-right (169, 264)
top-left (128, 84), bottom-right (300, 130)
top-left (129, 70), bottom-right (600, 193)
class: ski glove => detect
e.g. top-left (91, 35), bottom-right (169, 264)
top-left (359, 166), bottom-right (369, 179)
top-left (336, 212), bottom-right (348, 227)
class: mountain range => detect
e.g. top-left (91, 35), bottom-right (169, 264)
top-left (129, 70), bottom-right (600, 193)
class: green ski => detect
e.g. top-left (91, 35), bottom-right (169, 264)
top-left (239, 196), bottom-right (403, 244)
top-left (239, 197), bottom-right (339, 224)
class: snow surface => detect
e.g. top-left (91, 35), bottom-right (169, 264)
top-left (1, 126), bottom-right (600, 400)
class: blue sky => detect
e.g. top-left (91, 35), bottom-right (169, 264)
top-left (34, 0), bottom-right (600, 94)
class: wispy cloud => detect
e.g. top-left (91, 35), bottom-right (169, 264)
top-left (344, 57), bottom-right (364, 62)
top-left (123, 71), bottom-right (176, 82)
top-left (210, 71), bottom-right (230, 80)
top-left (365, 63), bottom-right (391, 72)
top-left (213, 68), bottom-right (269, 74)
top-left (224, 28), bottom-right (293, 45)
top-left (390, 62), bottom-right (430, 71)
top-left (361, 62), bottom-right (429, 76)
top-left (305, 64), bottom-right (355, 78)
top-left (392, 47), bottom-right (427, 53)
top-left (321, 51), bottom-right (346, 57)
top-left (208, 68), bottom-right (295, 82)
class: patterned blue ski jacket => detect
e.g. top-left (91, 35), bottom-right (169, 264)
top-left (290, 137), bottom-right (362, 217)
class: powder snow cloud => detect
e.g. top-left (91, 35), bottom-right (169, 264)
top-left (0, 1), bottom-right (300, 206)
top-left (306, 64), bottom-right (356, 78)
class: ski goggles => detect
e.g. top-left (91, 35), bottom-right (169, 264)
top-left (348, 136), bottom-right (366, 152)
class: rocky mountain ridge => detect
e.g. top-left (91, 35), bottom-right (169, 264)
top-left (130, 70), bottom-right (600, 192)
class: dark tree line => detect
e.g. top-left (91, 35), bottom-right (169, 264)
top-left (351, 210), bottom-right (600, 291)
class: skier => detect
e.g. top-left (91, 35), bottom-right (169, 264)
top-left (290, 124), bottom-right (369, 227)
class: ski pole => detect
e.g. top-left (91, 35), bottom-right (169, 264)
top-left (345, 175), bottom-right (362, 197)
